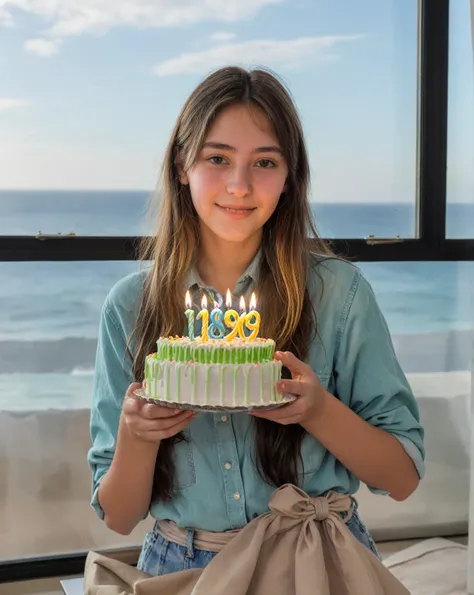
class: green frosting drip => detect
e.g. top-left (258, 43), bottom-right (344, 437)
top-left (233, 369), bottom-right (238, 406)
top-left (244, 368), bottom-right (250, 405)
top-left (154, 338), bottom-right (275, 365)
top-left (177, 366), bottom-right (181, 401)
top-left (206, 367), bottom-right (211, 404)
top-left (166, 364), bottom-right (171, 401)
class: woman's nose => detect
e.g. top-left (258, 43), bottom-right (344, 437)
top-left (226, 167), bottom-right (252, 198)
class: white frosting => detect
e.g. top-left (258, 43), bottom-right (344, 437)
top-left (145, 359), bottom-right (283, 407)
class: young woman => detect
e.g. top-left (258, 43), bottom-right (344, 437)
top-left (88, 66), bottom-right (425, 577)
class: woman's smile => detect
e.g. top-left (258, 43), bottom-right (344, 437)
top-left (215, 203), bottom-right (257, 219)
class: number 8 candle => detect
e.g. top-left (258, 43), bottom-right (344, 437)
top-left (197, 294), bottom-right (209, 342)
top-left (209, 301), bottom-right (226, 339)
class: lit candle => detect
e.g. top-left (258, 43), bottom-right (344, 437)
top-left (184, 290), bottom-right (194, 341)
top-left (224, 289), bottom-right (244, 341)
top-left (209, 300), bottom-right (226, 339)
top-left (245, 292), bottom-right (261, 341)
top-left (237, 296), bottom-right (247, 339)
top-left (196, 294), bottom-right (209, 342)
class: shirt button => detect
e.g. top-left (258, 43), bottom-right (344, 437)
top-left (221, 415), bottom-right (228, 422)
top-left (224, 462), bottom-right (232, 470)
top-left (234, 492), bottom-right (241, 500)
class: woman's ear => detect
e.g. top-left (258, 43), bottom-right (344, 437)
top-left (175, 155), bottom-right (189, 185)
top-left (179, 170), bottom-right (189, 185)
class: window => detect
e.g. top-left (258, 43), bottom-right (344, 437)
top-left (358, 261), bottom-right (472, 538)
top-left (0, 261), bottom-right (154, 563)
top-left (446, 0), bottom-right (474, 238)
top-left (0, 191), bottom-right (153, 237)
top-left (0, 1), bottom-right (419, 240)
top-left (1, 0), bottom-right (473, 584)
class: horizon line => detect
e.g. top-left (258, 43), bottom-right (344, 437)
top-left (0, 188), bottom-right (472, 205)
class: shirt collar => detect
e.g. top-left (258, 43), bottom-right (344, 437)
top-left (184, 247), bottom-right (262, 292)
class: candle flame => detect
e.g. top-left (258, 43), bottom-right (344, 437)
top-left (213, 301), bottom-right (219, 310)
top-left (226, 289), bottom-right (232, 308)
top-left (239, 296), bottom-right (246, 311)
top-left (249, 292), bottom-right (257, 310)
top-left (201, 294), bottom-right (208, 309)
top-left (185, 290), bottom-right (192, 309)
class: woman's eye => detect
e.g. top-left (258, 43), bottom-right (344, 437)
top-left (207, 155), bottom-right (227, 165)
top-left (256, 159), bottom-right (276, 169)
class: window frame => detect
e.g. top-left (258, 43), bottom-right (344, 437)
top-left (1, 0), bottom-right (472, 584)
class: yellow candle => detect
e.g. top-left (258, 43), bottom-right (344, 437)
top-left (246, 292), bottom-right (261, 341)
top-left (224, 290), bottom-right (245, 341)
top-left (196, 294), bottom-right (209, 342)
top-left (237, 296), bottom-right (247, 339)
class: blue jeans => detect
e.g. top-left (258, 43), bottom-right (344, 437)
top-left (137, 499), bottom-right (379, 577)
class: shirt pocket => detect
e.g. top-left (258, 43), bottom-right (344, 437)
top-left (173, 427), bottom-right (197, 490)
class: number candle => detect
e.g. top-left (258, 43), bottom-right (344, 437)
top-left (246, 292), bottom-right (261, 341)
top-left (196, 294), bottom-right (209, 342)
top-left (224, 289), bottom-right (245, 341)
top-left (184, 290), bottom-right (195, 340)
top-left (237, 296), bottom-right (247, 339)
top-left (209, 301), bottom-right (226, 339)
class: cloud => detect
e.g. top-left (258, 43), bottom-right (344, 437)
top-left (0, 0), bottom-right (283, 53)
top-left (153, 35), bottom-right (363, 76)
top-left (210, 31), bottom-right (237, 42)
top-left (0, 7), bottom-right (14, 26)
top-left (0, 98), bottom-right (30, 111)
top-left (25, 38), bottom-right (61, 56)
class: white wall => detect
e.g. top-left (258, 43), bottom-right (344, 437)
top-left (0, 371), bottom-right (471, 561)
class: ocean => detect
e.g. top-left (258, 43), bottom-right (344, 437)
top-left (0, 191), bottom-right (473, 410)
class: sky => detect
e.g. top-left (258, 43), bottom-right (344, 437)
top-left (0, 0), bottom-right (472, 203)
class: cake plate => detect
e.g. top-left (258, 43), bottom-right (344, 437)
top-left (133, 388), bottom-right (296, 413)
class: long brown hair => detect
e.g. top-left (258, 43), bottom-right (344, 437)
top-left (131, 66), bottom-right (336, 501)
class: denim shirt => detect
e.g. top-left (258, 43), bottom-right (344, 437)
top-left (88, 254), bottom-right (425, 532)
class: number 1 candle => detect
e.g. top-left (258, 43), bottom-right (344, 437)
top-left (197, 294), bottom-right (209, 342)
top-left (184, 290), bottom-right (195, 340)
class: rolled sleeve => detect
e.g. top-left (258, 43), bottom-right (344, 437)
top-left (88, 298), bottom-right (134, 519)
top-left (334, 270), bottom-right (426, 495)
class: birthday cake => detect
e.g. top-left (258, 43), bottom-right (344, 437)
top-left (141, 290), bottom-right (288, 408)
top-left (144, 336), bottom-right (283, 408)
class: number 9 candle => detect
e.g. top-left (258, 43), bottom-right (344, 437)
top-left (246, 292), bottom-right (261, 341)
top-left (224, 290), bottom-right (246, 341)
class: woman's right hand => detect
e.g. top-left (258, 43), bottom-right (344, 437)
top-left (122, 382), bottom-right (196, 443)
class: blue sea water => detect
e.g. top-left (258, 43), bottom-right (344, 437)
top-left (0, 191), bottom-right (472, 410)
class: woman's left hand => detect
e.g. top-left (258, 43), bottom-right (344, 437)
top-left (249, 351), bottom-right (329, 426)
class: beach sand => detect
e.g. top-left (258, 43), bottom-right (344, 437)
top-left (0, 370), bottom-right (471, 562)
